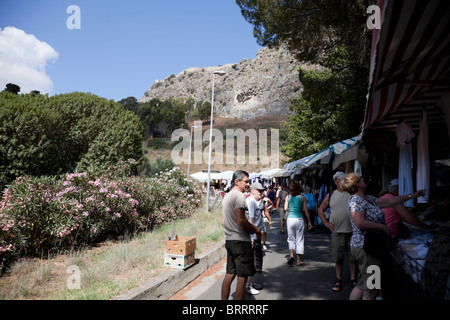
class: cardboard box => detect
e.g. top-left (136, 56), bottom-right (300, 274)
top-left (166, 236), bottom-right (196, 255)
top-left (164, 251), bottom-right (196, 269)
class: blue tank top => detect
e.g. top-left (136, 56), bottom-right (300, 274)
top-left (288, 195), bottom-right (303, 218)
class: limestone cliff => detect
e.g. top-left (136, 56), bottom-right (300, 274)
top-left (140, 45), bottom-right (314, 120)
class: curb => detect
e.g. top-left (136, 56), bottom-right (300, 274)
top-left (111, 241), bottom-right (226, 300)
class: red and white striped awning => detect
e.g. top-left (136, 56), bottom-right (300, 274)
top-left (363, 0), bottom-right (450, 132)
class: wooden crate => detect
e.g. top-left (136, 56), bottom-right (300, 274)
top-left (164, 252), bottom-right (196, 269)
top-left (166, 236), bottom-right (196, 255)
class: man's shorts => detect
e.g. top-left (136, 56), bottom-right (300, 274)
top-left (225, 240), bottom-right (255, 278)
top-left (331, 232), bottom-right (355, 263)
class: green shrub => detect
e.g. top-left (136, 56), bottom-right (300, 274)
top-left (0, 92), bottom-right (143, 190)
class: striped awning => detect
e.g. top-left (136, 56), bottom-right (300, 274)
top-left (305, 136), bottom-right (361, 166)
top-left (363, 0), bottom-right (450, 131)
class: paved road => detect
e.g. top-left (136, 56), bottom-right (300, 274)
top-left (179, 210), bottom-right (356, 300)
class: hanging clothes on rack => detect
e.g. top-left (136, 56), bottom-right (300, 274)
top-left (396, 120), bottom-right (415, 207)
top-left (417, 109), bottom-right (430, 203)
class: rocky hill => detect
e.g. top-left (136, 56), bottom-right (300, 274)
top-left (140, 46), bottom-right (315, 120)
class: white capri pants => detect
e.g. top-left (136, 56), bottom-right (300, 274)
top-left (287, 218), bottom-right (305, 254)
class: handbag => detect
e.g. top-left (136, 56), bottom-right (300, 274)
top-left (397, 222), bottom-right (411, 239)
top-left (363, 230), bottom-right (392, 258)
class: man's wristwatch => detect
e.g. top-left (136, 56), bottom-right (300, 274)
top-left (408, 194), bottom-right (412, 198)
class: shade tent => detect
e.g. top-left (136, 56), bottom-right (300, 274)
top-left (190, 171), bottom-right (210, 182)
top-left (249, 172), bottom-right (259, 179)
top-left (272, 169), bottom-right (295, 178)
top-left (305, 136), bottom-right (361, 166)
top-left (283, 154), bottom-right (316, 170)
top-left (361, 0), bottom-right (450, 198)
top-left (211, 171), bottom-right (234, 180)
top-left (284, 136), bottom-right (361, 174)
top-left (258, 168), bottom-right (283, 180)
top-left (332, 140), bottom-right (369, 170)
top-left (191, 170), bottom-right (235, 182)
top-left (363, 0), bottom-right (450, 133)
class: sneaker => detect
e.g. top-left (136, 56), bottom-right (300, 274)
top-left (252, 281), bottom-right (263, 290)
top-left (246, 285), bottom-right (260, 295)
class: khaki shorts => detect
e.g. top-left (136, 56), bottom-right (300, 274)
top-left (225, 240), bottom-right (255, 278)
top-left (351, 246), bottom-right (381, 300)
top-left (331, 232), bottom-right (355, 263)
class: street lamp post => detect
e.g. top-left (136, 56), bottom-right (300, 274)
top-left (206, 70), bottom-right (225, 212)
top-left (187, 125), bottom-right (197, 176)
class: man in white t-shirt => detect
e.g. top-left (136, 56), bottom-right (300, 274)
top-left (318, 171), bottom-right (356, 292)
top-left (245, 182), bottom-right (266, 294)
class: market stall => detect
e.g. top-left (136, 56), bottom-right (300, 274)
top-left (360, 0), bottom-right (450, 299)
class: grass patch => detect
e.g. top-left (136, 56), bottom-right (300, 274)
top-left (0, 205), bottom-right (224, 300)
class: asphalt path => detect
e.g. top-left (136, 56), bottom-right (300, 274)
top-left (181, 210), bottom-right (356, 300)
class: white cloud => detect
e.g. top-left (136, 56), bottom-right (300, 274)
top-left (0, 26), bottom-right (59, 94)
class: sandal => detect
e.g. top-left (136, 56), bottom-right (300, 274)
top-left (296, 261), bottom-right (305, 266)
top-left (332, 279), bottom-right (343, 292)
top-left (350, 279), bottom-right (357, 288)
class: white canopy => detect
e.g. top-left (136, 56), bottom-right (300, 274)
top-left (191, 170), bottom-right (235, 182)
top-left (190, 171), bottom-right (210, 182)
top-left (258, 168), bottom-right (283, 180)
top-left (211, 171), bottom-right (234, 180)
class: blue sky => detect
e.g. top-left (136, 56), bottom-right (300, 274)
top-left (0, 0), bottom-right (262, 101)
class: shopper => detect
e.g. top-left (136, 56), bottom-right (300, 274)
top-left (284, 181), bottom-right (313, 266)
top-left (381, 178), bottom-right (433, 240)
top-left (221, 170), bottom-right (261, 300)
top-left (341, 172), bottom-right (424, 300)
top-left (276, 183), bottom-right (289, 234)
top-left (245, 182), bottom-right (266, 295)
top-left (318, 171), bottom-right (356, 292)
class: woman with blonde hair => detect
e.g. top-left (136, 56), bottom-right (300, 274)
top-left (341, 172), bottom-right (423, 300)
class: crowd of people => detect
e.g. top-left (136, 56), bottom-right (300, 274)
top-left (220, 169), bottom-right (434, 300)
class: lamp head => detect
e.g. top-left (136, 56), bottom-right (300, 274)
top-left (214, 71), bottom-right (226, 75)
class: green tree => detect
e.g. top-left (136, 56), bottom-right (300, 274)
top-left (282, 57), bottom-right (366, 159)
top-left (236, 0), bottom-right (373, 159)
top-left (197, 101), bottom-right (212, 121)
top-left (117, 96), bottom-right (139, 114)
top-left (3, 83), bottom-right (20, 94)
top-left (236, 0), bottom-right (373, 65)
top-left (0, 92), bottom-right (143, 189)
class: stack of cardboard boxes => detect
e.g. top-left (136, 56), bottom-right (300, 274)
top-left (164, 236), bottom-right (196, 269)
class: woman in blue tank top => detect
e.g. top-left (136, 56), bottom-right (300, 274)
top-left (284, 182), bottom-right (312, 266)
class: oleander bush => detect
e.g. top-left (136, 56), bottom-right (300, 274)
top-left (0, 160), bottom-right (202, 272)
